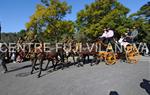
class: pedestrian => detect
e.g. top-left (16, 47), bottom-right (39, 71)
top-left (0, 44), bottom-right (8, 73)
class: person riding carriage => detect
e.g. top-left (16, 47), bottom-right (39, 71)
top-left (118, 27), bottom-right (140, 64)
top-left (97, 28), bottom-right (116, 65)
top-left (97, 26), bottom-right (140, 64)
top-left (99, 27), bottom-right (114, 44)
top-left (120, 27), bottom-right (138, 44)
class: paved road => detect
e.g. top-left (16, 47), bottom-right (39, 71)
top-left (0, 56), bottom-right (150, 95)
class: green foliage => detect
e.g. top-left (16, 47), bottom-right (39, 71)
top-left (130, 1), bottom-right (150, 43)
top-left (17, 29), bottom-right (26, 37)
top-left (25, 0), bottom-right (73, 42)
top-left (22, 0), bottom-right (149, 43)
top-left (130, 1), bottom-right (150, 23)
top-left (76, 0), bottom-right (130, 39)
top-left (0, 32), bottom-right (18, 43)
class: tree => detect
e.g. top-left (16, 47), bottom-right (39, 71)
top-left (17, 29), bottom-right (26, 38)
top-left (0, 32), bottom-right (18, 43)
top-left (76, 0), bottom-right (130, 40)
top-left (26, 0), bottom-right (74, 42)
top-left (130, 2), bottom-right (150, 42)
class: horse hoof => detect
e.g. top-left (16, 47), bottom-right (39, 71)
top-left (37, 76), bottom-right (40, 78)
top-left (96, 62), bottom-right (99, 65)
top-left (41, 69), bottom-right (45, 71)
top-left (35, 67), bottom-right (39, 70)
top-left (90, 64), bottom-right (93, 66)
top-left (105, 63), bottom-right (109, 65)
top-left (3, 71), bottom-right (8, 74)
top-left (81, 64), bottom-right (84, 67)
top-left (31, 71), bottom-right (33, 74)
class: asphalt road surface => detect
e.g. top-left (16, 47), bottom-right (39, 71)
top-left (0, 56), bottom-right (150, 95)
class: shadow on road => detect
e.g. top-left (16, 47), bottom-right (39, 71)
top-left (8, 64), bottom-right (32, 73)
top-left (16, 71), bottom-right (32, 77)
top-left (109, 91), bottom-right (119, 95)
top-left (140, 79), bottom-right (150, 95)
top-left (15, 70), bottom-right (39, 77)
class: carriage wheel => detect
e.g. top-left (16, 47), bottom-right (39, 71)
top-left (105, 52), bottom-right (116, 65)
top-left (125, 45), bottom-right (141, 64)
top-left (96, 51), bottom-right (105, 61)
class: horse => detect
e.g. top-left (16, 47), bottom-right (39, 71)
top-left (29, 41), bottom-right (78, 78)
top-left (28, 42), bottom-right (62, 78)
top-left (73, 40), bottom-right (101, 66)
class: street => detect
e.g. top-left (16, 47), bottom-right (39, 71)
top-left (0, 56), bottom-right (150, 95)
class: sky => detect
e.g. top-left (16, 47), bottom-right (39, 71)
top-left (0, 0), bottom-right (149, 32)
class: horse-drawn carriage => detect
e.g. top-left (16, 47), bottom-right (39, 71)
top-left (0, 37), bottom-right (141, 77)
top-left (27, 38), bottom-right (142, 77)
top-left (94, 39), bottom-right (141, 65)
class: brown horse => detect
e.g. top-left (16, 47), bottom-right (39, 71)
top-left (29, 42), bottom-right (78, 78)
top-left (74, 40), bottom-right (101, 66)
top-left (29, 42), bottom-right (61, 78)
